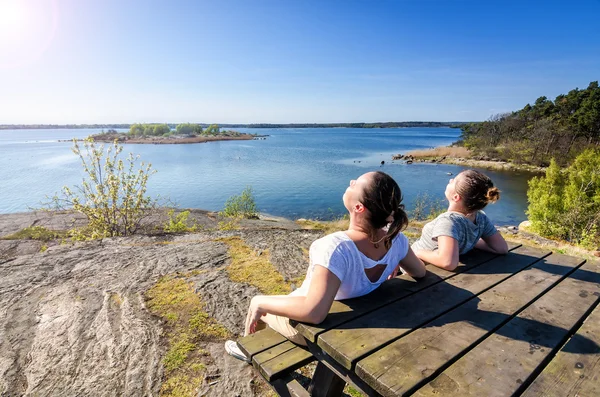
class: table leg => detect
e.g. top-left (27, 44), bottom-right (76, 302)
top-left (308, 362), bottom-right (346, 397)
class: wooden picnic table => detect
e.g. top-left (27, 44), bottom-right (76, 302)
top-left (288, 242), bottom-right (600, 396)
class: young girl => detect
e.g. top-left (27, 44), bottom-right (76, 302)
top-left (225, 171), bottom-right (426, 360)
top-left (412, 169), bottom-right (508, 271)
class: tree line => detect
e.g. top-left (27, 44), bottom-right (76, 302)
top-left (127, 123), bottom-right (243, 137)
top-left (458, 81), bottom-right (600, 166)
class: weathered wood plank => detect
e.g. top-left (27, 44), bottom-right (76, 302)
top-left (414, 259), bottom-right (600, 397)
top-left (355, 252), bottom-right (585, 396)
top-left (522, 293), bottom-right (600, 397)
top-left (317, 245), bottom-right (550, 370)
top-left (253, 341), bottom-right (314, 381)
top-left (272, 374), bottom-right (310, 397)
top-left (238, 327), bottom-right (287, 359)
top-left (294, 243), bottom-right (521, 343)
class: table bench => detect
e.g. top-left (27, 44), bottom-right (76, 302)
top-left (239, 242), bottom-right (600, 396)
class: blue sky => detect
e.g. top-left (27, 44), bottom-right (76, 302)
top-left (1, 0), bottom-right (599, 124)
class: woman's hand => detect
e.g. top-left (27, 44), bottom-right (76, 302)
top-left (244, 296), bottom-right (266, 336)
top-left (387, 264), bottom-right (401, 280)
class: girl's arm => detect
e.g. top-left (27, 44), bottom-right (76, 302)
top-left (475, 233), bottom-right (508, 254)
top-left (245, 265), bottom-right (341, 335)
top-left (396, 247), bottom-right (426, 278)
top-left (415, 235), bottom-right (460, 271)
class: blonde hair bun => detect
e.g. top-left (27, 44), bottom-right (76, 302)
top-left (486, 187), bottom-right (501, 203)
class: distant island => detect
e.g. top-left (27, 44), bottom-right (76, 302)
top-left (65, 123), bottom-right (264, 145)
top-left (0, 121), bottom-right (463, 130)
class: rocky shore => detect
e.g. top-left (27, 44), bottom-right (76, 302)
top-left (392, 148), bottom-right (546, 173)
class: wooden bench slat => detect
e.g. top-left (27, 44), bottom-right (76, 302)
top-left (238, 327), bottom-right (288, 359)
top-left (413, 259), bottom-right (600, 397)
top-left (317, 245), bottom-right (550, 370)
top-left (294, 243), bottom-right (521, 344)
top-left (522, 286), bottom-right (600, 397)
top-left (253, 341), bottom-right (315, 381)
top-left (355, 252), bottom-right (585, 396)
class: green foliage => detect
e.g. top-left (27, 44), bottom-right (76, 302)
top-left (527, 148), bottom-right (600, 248)
top-left (128, 123), bottom-right (171, 137)
top-left (459, 81), bottom-right (600, 166)
top-left (164, 210), bottom-right (198, 233)
top-left (220, 186), bottom-right (259, 219)
top-left (203, 124), bottom-right (220, 135)
top-left (410, 192), bottom-right (446, 221)
top-left (44, 138), bottom-right (159, 239)
top-left (1, 226), bottom-right (66, 242)
top-left (175, 123), bottom-right (203, 135)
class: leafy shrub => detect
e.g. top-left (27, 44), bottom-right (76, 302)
top-left (220, 186), bottom-right (258, 219)
top-left (527, 148), bottom-right (600, 248)
top-left (44, 138), bottom-right (159, 239)
top-left (164, 210), bottom-right (198, 233)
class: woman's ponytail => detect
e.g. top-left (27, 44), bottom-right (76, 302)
top-left (383, 204), bottom-right (409, 250)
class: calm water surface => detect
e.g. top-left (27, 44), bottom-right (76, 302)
top-left (0, 128), bottom-right (535, 224)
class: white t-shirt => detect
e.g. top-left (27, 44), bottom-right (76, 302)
top-left (291, 231), bottom-right (410, 301)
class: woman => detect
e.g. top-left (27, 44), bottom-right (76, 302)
top-left (225, 171), bottom-right (426, 361)
top-left (412, 169), bottom-right (508, 271)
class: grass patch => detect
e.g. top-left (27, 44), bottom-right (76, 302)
top-left (1, 226), bottom-right (67, 242)
top-left (146, 276), bottom-right (230, 397)
top-left (218, 236), bottom-right (293, 295)
top-left (296, 217), bottom-right (350, 235)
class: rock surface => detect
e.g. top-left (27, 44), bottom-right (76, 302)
top-left (0, 211), bottom-right (320, 397)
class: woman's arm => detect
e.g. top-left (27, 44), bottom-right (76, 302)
top-left (475, 232), bottom-right (508, 254)
top-left (245, 265), bottom-right (341, 335)
top-left (397, 247), bottom-right (426, 278)
top-left (415, 235), bottom-right (460, 271)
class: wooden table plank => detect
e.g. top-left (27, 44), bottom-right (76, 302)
top-left (413, 259), bottom-right (600, 397)
top-left (522, 291), bottom-right (600, 397)
top-left (253, 341), bottom-right (314, 381)
top-left (355, 252), bottom-right (585, 396)
top-left (238, 327), bottom-right (287, 359)
top-left (317, 245), bottom-right (550, 370)
top-left (294, 243), bottom-right (521, 343)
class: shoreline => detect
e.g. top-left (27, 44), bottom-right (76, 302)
top-left (397, 146), bottom-right (546, 173)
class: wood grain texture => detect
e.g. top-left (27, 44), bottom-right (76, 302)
top-left (414, 259), bottom-right (600, 397)
top-left (523, 286), bottom-right (600, 397)
top-left (238, 327), bottom-right (287, 358)
top-left (253, 341), bottom-right (314, 381)
top-left (355, 252), bottom-right (584, 396)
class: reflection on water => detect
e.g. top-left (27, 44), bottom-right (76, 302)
top-left (0, 127), bottom-right (536, 224)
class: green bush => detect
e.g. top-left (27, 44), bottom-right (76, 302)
top-left (164, 210), bottom-right (198, 233)
top-left (527, 148), bottom-right (600, 248)
top-left (44, 138), bottom-right (159, 239)
top-left (220, 186), bottom-right (258, 219)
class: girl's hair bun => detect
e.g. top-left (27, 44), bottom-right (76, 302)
top-left (486, 187), bottom-right (501, 203)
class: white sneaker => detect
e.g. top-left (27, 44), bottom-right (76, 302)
top-left (225, 340), bottom-right (250, 363)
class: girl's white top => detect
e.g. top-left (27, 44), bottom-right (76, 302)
top-left (291, 231), bottom-right (409, 301)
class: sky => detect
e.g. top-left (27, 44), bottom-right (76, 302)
top-left (0, 0), bottom-right (599, 124)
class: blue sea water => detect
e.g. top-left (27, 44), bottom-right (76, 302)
top-left (0, 127), bottom-right (534, 224)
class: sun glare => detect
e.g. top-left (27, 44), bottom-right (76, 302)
top-left (0, 0), bottom-right (58, 69)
